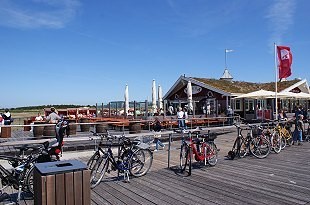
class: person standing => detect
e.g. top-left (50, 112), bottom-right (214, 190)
top-left (226, 106), bottom-right (234, 125)
top-left (177, 107), bottom-right (185, 129)
top-left (2, 109), bottom-right (12, 125)
top-left (206, 103), bottom-right (211, 116)
top-left (46, 107), bottom-right (61, 123)
top-left (293, 114), bottom-right (304, 145)
top-left (153, 118), bottom-right (165, 151)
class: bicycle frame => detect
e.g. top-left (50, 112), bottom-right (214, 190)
top-left (182, 132), bottom-right (216, 166)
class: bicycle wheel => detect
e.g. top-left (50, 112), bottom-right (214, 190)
top-left (129, 149), bottom-right (153, 177)
top-left (90, 155), bottom-right (109, 189)
top-left (87, 151), bottom-right (101, 171)
top-left (250, 136), bottom-right (270, 159)
top-left (25, 164), bottom-right (35, 195)
top-left (206, 143), bottom-right (218, 166)
top-left (281, 135), bottom-right (287, 150)
top-left (287, 136), bottom-right (293, 146)
top-left (272, 133), bottom-right (281, 154)
top-left (180, 144), bottom-right (190, 172)
top-left (285, 130), bottom-right (293, 146)
top-left (237, 138), bottom-right (247, 158)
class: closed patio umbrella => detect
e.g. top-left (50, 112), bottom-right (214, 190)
top-left (158, 85), bottom-right (163, 110)
top-left (124, 84), bottom-right (129, 116)
top-left (187, 81), bottom-right (193, 112)
top-left (152, 79), bottom-right (157, 114)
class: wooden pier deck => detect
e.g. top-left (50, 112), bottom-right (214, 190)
top-left (2, 129), bottom-right (310, 205)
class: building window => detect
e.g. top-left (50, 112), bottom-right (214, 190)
top-left (234, 99), bottom-right (242, 111)
top-left (245, 99), bottom-right (254, 111)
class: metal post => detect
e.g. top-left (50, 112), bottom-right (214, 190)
top-left (101, 103), bottom-right (104, 117)
top-left (96, 103), bottom-right (98, 117)
top-left (164, 100), bottom-right (167, 118)
top-left (168, 133), bottom-right (172, 169)
top-left (145, 100), bottom-right (148, 117)
top-left (134, 101), bottom-right (137, 119)
top-left (188, 131), bottom-right (192, 176)
top-left (108, 102), bottom-right (111, 118)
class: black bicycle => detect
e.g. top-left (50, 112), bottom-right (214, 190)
top-left (0, 142), bottom-right (52, 204)
top-left (228, 123), bottom-right (271, 159)
top-left (88, 132), bottom-right (153, 188)
top-left (0, 119), bottom-right (68, 203)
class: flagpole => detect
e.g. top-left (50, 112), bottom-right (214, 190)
top-left (274, 43), bottom-right (278, 120)
top-left (225, 49), bottom-right (227, 68)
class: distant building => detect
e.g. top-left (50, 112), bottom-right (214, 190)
top-left (163, 75), bottom-right (310, 120)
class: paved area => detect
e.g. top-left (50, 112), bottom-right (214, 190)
top-left (1, 127), bottom-right (310, 204)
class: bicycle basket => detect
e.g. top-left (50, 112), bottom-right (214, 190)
top-left (251, 126), bottom-right (262, 137)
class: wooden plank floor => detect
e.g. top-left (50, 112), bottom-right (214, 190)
top-left (4, 129), bottom-right (310, 205)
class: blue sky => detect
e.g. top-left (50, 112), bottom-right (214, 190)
top-left (1, 0), bottom-right (309, 108)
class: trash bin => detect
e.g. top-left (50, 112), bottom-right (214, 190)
top-left (33, 160), bottom-right (90, 205)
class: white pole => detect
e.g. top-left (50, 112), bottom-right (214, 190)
top-left (225, 49), bottom-right (227, 68)
top-left (274, 43), bottom-right (278, 120)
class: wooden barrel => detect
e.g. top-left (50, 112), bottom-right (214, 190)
top-left (67, 119), bottom-right (77, 136)
top-left (24, 120), bottom-right (31, 131)
top-left (1, 127), bottom-right (11, 138)
top-left (43, 124), bottom-right (56, 137)
top-left (33, 121), bottom-right (45, 138)
top-left (129, 122), bottom-right (141, 134)
top-left (80, 118), bottom-right (91, 132)
top-left (96, 122), bottom-right (108, 133)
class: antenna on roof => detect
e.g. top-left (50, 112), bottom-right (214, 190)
top-left (221, 49), bottom-right (234, 81)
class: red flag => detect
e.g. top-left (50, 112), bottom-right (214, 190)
top-left (277, 46), bottom-right (292, 80)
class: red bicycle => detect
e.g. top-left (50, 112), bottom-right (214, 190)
top-left (179, 130), bottom-right (218, 174)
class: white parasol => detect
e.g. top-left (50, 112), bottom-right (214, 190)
top-left (235, 89), bottom-right (289, 121)
top-left (187, 81), bottom-right (193, 112)
top-left (152, 79), bottom-right (157, 114)
top-left (158, 85), bottom-right (163, 110)
top-left (279, 91), bottom-right (310, 99)
top-left (235, 89), bottom-right (280, 99)
top-left (124, 84), bottom-right (129, 116)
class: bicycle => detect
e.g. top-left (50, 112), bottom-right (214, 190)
top-left (179, 129), bottom-right (218, 174)
top-left (268, 120), bottom-right (292, 150)
top-left (260, 123), bottom-right (282, 154)
top-left (303, 119), bottom-right (310, 142)
top-left (228, 123), bottom-right (271, 159)
top-left (0, 142), bottom-right (53, 204)
top-left (0, 119), bottom-right (68, 204)
top-left (88, 132), bottom-right (153, 188)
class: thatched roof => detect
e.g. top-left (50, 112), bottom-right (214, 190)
top-left (193, 78), bottom-right (301, 94)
